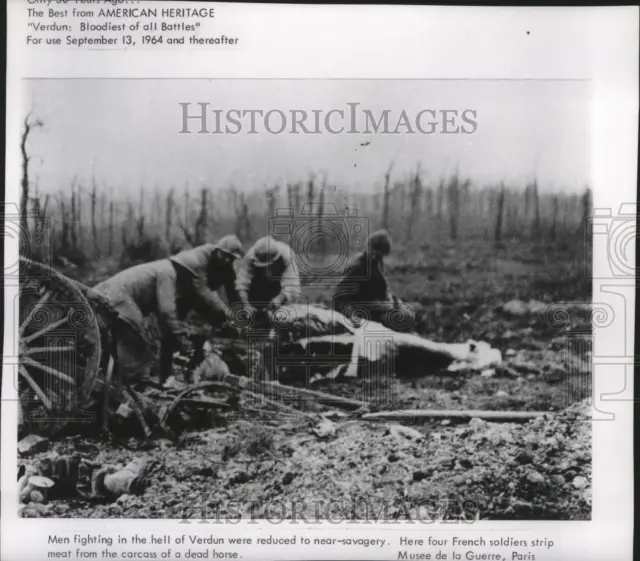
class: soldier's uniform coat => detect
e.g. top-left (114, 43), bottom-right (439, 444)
top-left (332, 230), bottom-right (412, 331)
top-left (93, 238), bottom-right (244, 382)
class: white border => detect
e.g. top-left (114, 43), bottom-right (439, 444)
top-left (3, 3), bottom-right (638, 561)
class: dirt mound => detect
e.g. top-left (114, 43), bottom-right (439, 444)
top-left (423, 399), bottom-right (592, 520)
top-left (22, 401), bottom-right (590, 521)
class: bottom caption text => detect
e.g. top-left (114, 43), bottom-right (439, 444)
top-left (46, 533), bottom-right (557, 560)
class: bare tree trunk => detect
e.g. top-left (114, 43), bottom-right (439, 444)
top-left (235, 192), bottom-right (251, 241)
top-left (580, 186), bottom-right (592, 235)
top-left (382, 163), bottom-right (393, 231)
top-left (293, 183), bottom-right (301, 214)
top-left (108, 201), bottom-right (114, 255)
top-left (90, 176), bottom-right (99, 256)
top-left (318, 184), bottom-right (326, 257)
top-left (307, 177), bottom-right (315, 212)
top-left (70, 179), bottom-right (78, 250)
top-left (183, 183), bottom-right (190, 228)
top-left (99, 192), bottom-right (107, 254)
top-left (532, 179), bottom-right (541, 237)
top-left (398, 181), bottom-right (406, 219)
top-left (494, 183), bottom-right (506, 245)
top-left (123, 200), bottom-right (135, 248)
top-left (448, 174), bottom-right (460, 241)
top-left (550, 195), bottom-right (559, 240)
top-left (405, 165), bottom-right (422, 243)
top-left (165, 188), bottom-right (174, 242)
top-left (152, 187), bottom-right (161, 231)
top-left (266, 185), bottom-right (278, 219)
top-left (436, 179), bottom-right (444, 223)
top-left (286, 183), bottom-right (293, 212)
top-left (195, 188), bottom-right (208, 245)
top-left (20, 114), bottom-right (44, 242)
top-left (424, 187), bottom-right (432, 218)
top-left (77, 187), bottom-right (83, 251)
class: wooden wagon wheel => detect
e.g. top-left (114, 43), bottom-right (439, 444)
top-left (18, 257), bottom-right (103, 436)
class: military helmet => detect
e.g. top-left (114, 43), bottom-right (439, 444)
top-left (251, 236), bottom-right (283, 267)
top-left (366, 230), bottom-right (392, 256)
top-left (216, 235), bottom-right (245, 259)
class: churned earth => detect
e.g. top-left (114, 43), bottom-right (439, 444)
top-left (18, 239), bottom-right (593, 520)
top-left (20, 400), bottom-right (591, 521)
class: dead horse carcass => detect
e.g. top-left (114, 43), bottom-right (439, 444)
top-left (231, 304), bottom-right (502, 382)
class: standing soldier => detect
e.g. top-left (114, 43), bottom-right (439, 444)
top-left (235, 236), bottom-right (301, 320)
top-left (332, 229), bottom-right (413, 331)
top-left (93, 235), bottom-right (245, 384)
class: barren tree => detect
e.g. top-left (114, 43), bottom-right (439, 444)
top-left (580, 186), bottom-right (592, 235)
top-left (293, 183), bottom-right (301, 214)
top-left (382, 163), bottom-right (393, 231)
top-left (317, 185), bottom-right (327, 257)
top-left (90, 176), bottom-right (99, 256)
top-left (494, 183), bottom-right (506, 245)
top-left (436, 179), bottom-right (444, 222)
top-left (286, 183), bottom-right (294, 212)
top-left (447, 173), bottom-right (460, 241)
top-left (70, 179), bottom-right (78, 250)
top-left (108, 200), bottom-right (115, 255)
top-left (550, 195), bottom-right (560, 240)
top-left (195, 188), bottom-right (209, 245)
top-left (165, 188), bottom-right (174, 242)
top-left (266, 184), bottom-right (279, 219)
top-left (307, 176), bottom-right (315, 212)
top-left (20, 113), bottom-right (44, 240)
top-left (532, 179), bottom-right (541, 237)
top-left (405, 165), bottom-right (422, 242)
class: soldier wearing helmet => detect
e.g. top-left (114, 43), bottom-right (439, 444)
top-left (235, 236), bottom-right (301, 317)
top-left (93, 235), bottom-right (245, 384)
top-left (332, 229), bottom-right (412, 331)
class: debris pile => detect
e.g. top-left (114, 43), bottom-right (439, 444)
top-left (421, 399), bottom-right (592, 519)
top-left (18, 400), bottom-right (591, 521)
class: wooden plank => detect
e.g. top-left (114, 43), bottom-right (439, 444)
top-left (362, 409), bottom-right (548, 423)
top-left (196, 356), bottom-right (365, 411)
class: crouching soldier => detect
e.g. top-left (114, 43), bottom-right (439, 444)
top-left (234, 236), bottom-right (301, 326)
top-left (93, 235), bottom-right (245, 385)
top-left (332, 229), bottom-right (413, 332)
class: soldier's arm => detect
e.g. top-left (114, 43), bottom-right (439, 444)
top-left (221, 267), bottom-right (242, 307)
top-left (234, 258), bottom-right (253, 305)
top-left (191, 273), bottom-right (231, 326)
top-left (272, 252), bottom-right (301, 307)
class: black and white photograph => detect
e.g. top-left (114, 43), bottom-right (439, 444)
top-left (15, 78), bottom-right (593, 521)
top-left (2, 3), bottom-right (637, 561)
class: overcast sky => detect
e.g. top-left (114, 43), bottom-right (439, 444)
top-left (23, 78), bottom-right (590, 197)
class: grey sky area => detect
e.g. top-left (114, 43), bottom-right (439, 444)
top-left (24, 79), bottom-right (590, 198)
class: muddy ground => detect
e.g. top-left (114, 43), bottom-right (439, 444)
top-left (18, 238), bottom-right (593, 520)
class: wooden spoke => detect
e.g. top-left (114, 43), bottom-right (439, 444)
top-left (19, 366), bottom-right (53, 410)
top-left (18, 257), bottom-right (104, 437)
top-left (21, 356), bottom-right (76, 385)
top-left (19, 289), bottom-right (54, 337)
top-left (21, 315), bottom-right (70, 345)
top-left (23, 345), bottom-right (76, 356)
